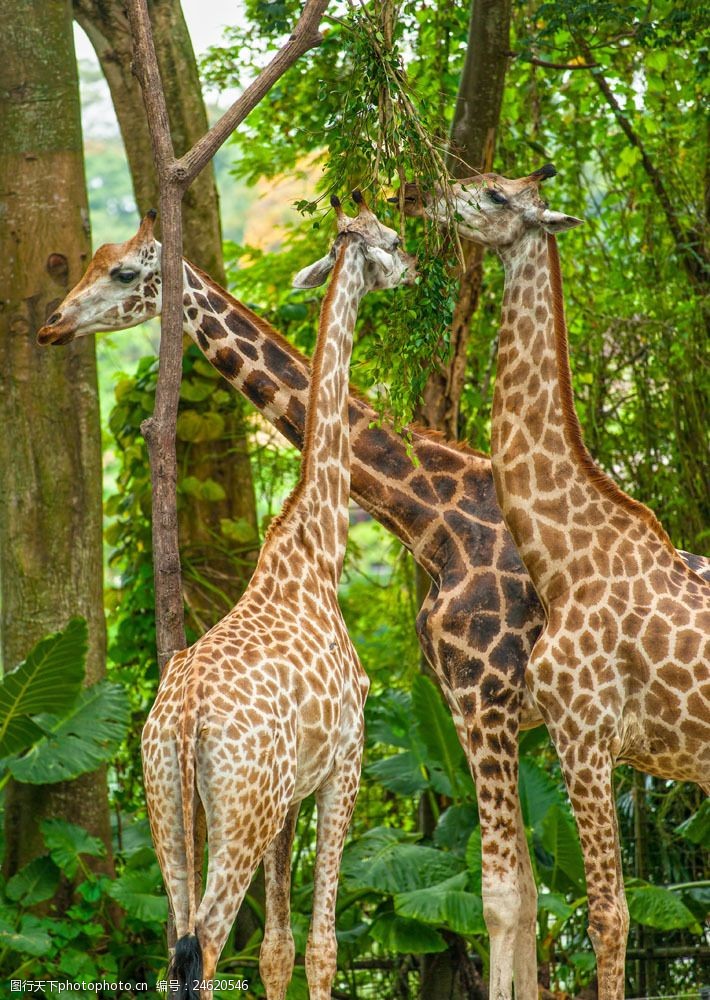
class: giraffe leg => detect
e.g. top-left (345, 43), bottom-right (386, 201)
top-left (469, 727), bottom-right (523, 1000)
top-left (512, 799), bottom-right (538, 1000)
top-left (557, 747), bottom-right (628, 1000)
top-left (142, 729), bottom-right (193, 939)
top-left (259, 804), bottom-right (300, 1000)
top-left (305, 751), bottom-right (362, 1000)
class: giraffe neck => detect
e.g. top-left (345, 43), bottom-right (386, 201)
top-left (492, 230), bottom-right (674, 604)
top-left (281, 238), bottom-right (365, 577)
top-left (177, 258), bottom-right (499, 582)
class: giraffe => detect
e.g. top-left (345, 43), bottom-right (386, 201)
top-left (37, 211), bottom-right (709, 1000)
top-left (402, 164), bottom-right (710, 996)
top-left (138, 196), bottom-right (415, 999)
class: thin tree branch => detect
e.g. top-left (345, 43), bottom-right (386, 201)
top-left (177, 0), bottom-right (329, 187)
top-left (126, 0), bottom-right (330, 672)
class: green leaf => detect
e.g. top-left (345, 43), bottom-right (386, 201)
top-left (176, 410), bottom-right (225, 442)
top-left (395, 872), bottom-right (486, 934)
top-left (41, 819), bottom-right (105, 878)
top-left (675, 800), bottom-right (710, 847)
top-left (540, 804), bottom-right (585, 893)
top-left (433, 804), bottom-right (478, 855)
top-left (465, 827), bottom-right (482, 895)
top-left (519, 757), bottom-right (564, 830)
top-left (5, 856), bottom-right (60, 906)
top-left (179, 379), bottom-right (216, 402)
top-left (0, 915), bottom-right (53, 956)
top-left (411, 675), bottom-right (471, 799)
top-left (8, 681), bottom-right (130, 784)
top-left (220, 517), bottom-right (258, 545)
top-left (344, 840), bottom-right (462, 895)
top-left (538, 891), bottom-right (573, 921)
top-left (0, 619), bottom-right (87, 756)
top-left (369, 912), bottom-right (447, 954)
top-left (108, 867), bottom-right (168, 923)
top-left (180, 475), bottom-right (227, 502)
top-left (366, 751), bottom-right (429, 795)
top-left (626, 883), bottom-right (702, 933)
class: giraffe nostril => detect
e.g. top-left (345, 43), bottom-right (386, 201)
top-left (46, 312), bottom-right (62, 326)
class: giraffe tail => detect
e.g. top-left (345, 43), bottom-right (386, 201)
top-left (168, 934), bottom-right (202, 1000)
top-left (169, 682), bottom-right (203, 999)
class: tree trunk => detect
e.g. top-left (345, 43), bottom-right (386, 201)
top-left (0, 0), bottom-right (113, 890)
top-left (73, 0), bottom-right (259, 622)
top-left (418, 0), bottom-right (511, 439)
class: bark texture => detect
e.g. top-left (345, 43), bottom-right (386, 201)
top-left (418, 0), bottom-right (512, 440)
top-left (0, 0), bottom-right (113, 887)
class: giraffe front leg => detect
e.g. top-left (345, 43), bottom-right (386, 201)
top-left (469, 724), bottom-right (526, 1000)
top-left (305, 751), bottom-right (362, 1000)
top-left (259, 804), bottom-right (300, 1000)
top-left (556, 745), bottom-right (628, 1000)
top-left (513, 798), bottom-right (538, 999)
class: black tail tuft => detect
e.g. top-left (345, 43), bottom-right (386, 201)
top-left (168, 933), bottom-right (203, 1000)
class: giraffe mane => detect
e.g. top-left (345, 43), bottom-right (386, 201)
top-left (546, 234), bottom-right (677, 556)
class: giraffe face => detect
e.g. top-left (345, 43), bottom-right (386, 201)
top-left (37, 213), bottom-right (162, 345)
top-left (293, 191), bottom-right (417, 290)
top-left (398, 167), bottom-right (583, 250)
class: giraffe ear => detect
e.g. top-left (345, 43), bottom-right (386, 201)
top-left (292, 251), bottom-right (336, 289)
top-left (536, 208), bottom-right (584, 233)
top-left (364, 245), bottom-right (395, 273)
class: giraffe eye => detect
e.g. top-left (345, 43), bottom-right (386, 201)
top-left (486, 189), bottom-right (508, 206)
top-left (110, 266), bottom-right (139, 284)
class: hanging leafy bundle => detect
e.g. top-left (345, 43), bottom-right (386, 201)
top-left (203, 0), bottom-right (466, 425)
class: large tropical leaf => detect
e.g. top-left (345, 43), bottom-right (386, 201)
top-left (433, 804), bottom-right (478, 855)
top-left (626, 882), bottom-right (702, 933)
top-left (8, 681), bottom-right (130, 784)
top-left (5, 856), bottom-right (60, 906)
top-left (365, 689), bottom-right (414, 750)
top-left (0, 618), bottom-right (87, 757)
top-left (675, 800), bottom-right (710, 848)
top-left (519, 757), bottom-right (565, 831)
top-left (366, 751), bottom-right (429, 796)
top-left (0, 914), bottom-right (54, 956)
top-left (369, 912), bottom-right (447, 954)
top-left (540, 804), bottom-right (586, 894)
top-left (411, 674), bottom-right (472, 799)
top-left (465, 827), bottom-right (482, 895)
top-left (395, 871), bottom-right (486, 935)
top-left (108, 866), bottom-right (168, 923)
top-left (41, 818), bottom-right (105, 878)
top-left (342, 827), bottom-right (463, 895)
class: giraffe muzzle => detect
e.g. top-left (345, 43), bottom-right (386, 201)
top-left (36, 316), bottom-right (76, 346)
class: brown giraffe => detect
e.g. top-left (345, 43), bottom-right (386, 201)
top-left (403, 164), bottom-right (710, 996)
top-left (138, 199), bottom-right (413, 999)
top-left (37, 211), bottom-right (709, 1000)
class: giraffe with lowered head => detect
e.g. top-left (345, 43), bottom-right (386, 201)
top-left (138, 195), bottom-right (415, 999)
top-left (37, 202), bottom-right (709, 1000)
top-left (403, 164), bottom-right (710, 996)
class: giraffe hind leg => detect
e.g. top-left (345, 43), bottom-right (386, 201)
top-left (260, 803), bottom-right (300, 1000)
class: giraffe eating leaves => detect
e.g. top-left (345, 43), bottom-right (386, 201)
top-left (405, 164), bottom-right (710, 998)
top-left (138, 196), bottom-right (413, 999)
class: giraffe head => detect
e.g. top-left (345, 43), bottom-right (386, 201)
top-left (37, 211), bottom-right (162, 345)
top-left (394, 164), bottom-right (583, 250)
top-left (292, 191), bottom-right (418, 290)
